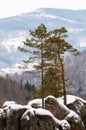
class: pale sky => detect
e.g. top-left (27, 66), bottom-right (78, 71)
top-left (0, 0), bottom-right (86, 18)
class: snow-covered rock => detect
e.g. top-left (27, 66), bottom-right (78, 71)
top-left (0, 95), bottom-right (86, 130)
top-left (45, 95), bottom-right (70, 120)
top-left (21, 108), bottom-right (70, 130)
top-left (67, 95), bottom-right (86, 129)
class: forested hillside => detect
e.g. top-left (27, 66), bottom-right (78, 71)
top-left (0, 50), bottom-right (86, 102)
top-left (0, 76), bottom-right (35, 104)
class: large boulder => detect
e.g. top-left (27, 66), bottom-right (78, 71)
top-left (67, 95), bottom-right (86, 129)
top-left (45, 95), bottom-right (70, 120)
top-left (0, 101), bottom-right (27, 130)
top-left (20, 108), bottom-right (70, 130)
top-left (65, 110), bottom-right (85, 130)
top-left (0, 108), bottom-right (6, 130)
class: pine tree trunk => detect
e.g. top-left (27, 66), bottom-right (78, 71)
top-left (41, 67), bottom-right (44, 108)
top-left (41, 41), bottom-right (44, 109)
top-left (61, 64), bottom-right (67, 105)
top-left (58, 52), bottom-right (67, 105)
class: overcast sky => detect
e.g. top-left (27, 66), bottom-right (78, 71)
top-left (0, 0), bottom-right (86, 18)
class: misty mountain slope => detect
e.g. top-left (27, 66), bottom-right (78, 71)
top-left (0, 8), bottom-right (86, 71)
top-left (65, 50), bottom-right (86, 98)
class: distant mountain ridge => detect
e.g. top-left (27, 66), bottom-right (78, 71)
top-left (0, 8), bottom-right (86, 71)
top-left (0, 8), bottom-right (86, 31)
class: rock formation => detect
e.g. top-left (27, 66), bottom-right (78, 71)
top-left (0, 95), bottom-right (86, 130)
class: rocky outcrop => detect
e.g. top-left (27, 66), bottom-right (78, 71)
top-left (67, 97), bottom-right (86, 129)
top-left (45, 96), bottom-right (85, 130)
top-left (0, 95), bottom-right (86, 130)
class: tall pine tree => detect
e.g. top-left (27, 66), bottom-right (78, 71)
top-left (44, 27), bottom-right (80, 105)
top-left (18, 24), bottom-right (80, 106)
top-left (18, 24), bottom-right (50, 108)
